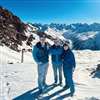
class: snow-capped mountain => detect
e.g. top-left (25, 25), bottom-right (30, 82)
top-left (31, 23), bottom-right (100, 50)
top-left (0, 7), bottom-right (100, 100)
top-left (1, 6), bottom-right (100, 51)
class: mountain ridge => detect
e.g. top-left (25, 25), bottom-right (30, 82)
top-left (0, 6), bottom-right (100, 51)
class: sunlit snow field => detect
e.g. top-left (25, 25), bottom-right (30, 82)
top-left (0, 46), bottom-right (100, 100)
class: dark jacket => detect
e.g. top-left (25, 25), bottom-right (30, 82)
top-left (49, 45), bottom-right (63, 65)
top-left (32, 42), bottom-right (49, 63)
top-left (62, 49), bottom-right (76, 69)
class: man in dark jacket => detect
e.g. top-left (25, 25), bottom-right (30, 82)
top-left (62, 42), bottom-right (76, 96)
top-left (49, 38), bottom-right (63, 86)
top-left (32, 35), bottom-right (49, 93)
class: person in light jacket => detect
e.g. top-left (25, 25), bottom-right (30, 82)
top-left (49, 38), bottom-right (63, 86)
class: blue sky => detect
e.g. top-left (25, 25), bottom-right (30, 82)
top-left (0, 0), bottom-right (100, 24)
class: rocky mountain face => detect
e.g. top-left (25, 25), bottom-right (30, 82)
top-left (0, 7), bottom-right (53, 51)
top-left (0, 6), bottom-right (28, 51)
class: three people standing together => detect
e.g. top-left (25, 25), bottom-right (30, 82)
top-left (32, 35), bottom-right (76, 97)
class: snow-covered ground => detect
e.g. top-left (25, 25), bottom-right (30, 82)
top-left (0, 46), bottom-right (100, 100)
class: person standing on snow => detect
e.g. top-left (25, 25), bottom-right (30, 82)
top-left (49, 38), bottom-right (63, 86)
top-left (62, 42), bottom-right (76, 97)
top-left (32, 35), bottom-right (49, 93)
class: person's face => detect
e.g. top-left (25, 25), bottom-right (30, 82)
top-left (64, 45), bottom-right (69, 51)
top-left (54, 39), bottom-right (59, 46)
top-left (40, 38), bottom-right (46, 44)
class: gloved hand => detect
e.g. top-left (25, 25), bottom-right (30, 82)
top-left (72, 67), bottom-right (75, 72)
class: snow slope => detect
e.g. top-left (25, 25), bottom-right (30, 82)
top-left (0, 46), bottom-right (100, 100)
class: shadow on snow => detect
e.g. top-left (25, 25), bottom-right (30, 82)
top-left (13, 84), bottom-right (71, 100)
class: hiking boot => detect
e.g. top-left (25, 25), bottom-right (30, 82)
top-left (44, 84), bottom-right (48, 89)
top-left (58, 82), bottom-right (63, 87)
top-left (70, 93), bottom-right (74, 97)
top-left (53, 82), bottom-right (58, 86)
top-left (38, 88), bottom-right (43, 94)
top-left (37, 93), bottom-right (43, 99)
top-left (63, 85), bottom-right (69, 90)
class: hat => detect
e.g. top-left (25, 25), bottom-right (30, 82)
top-left (63, 43), bottom-right (69, 47)
top-left (39, 35), bottom-right (46, 39)
top-left (65, 40), bottom-right (70, 44)
top-left (63, 40), bottom-right (70, 46)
